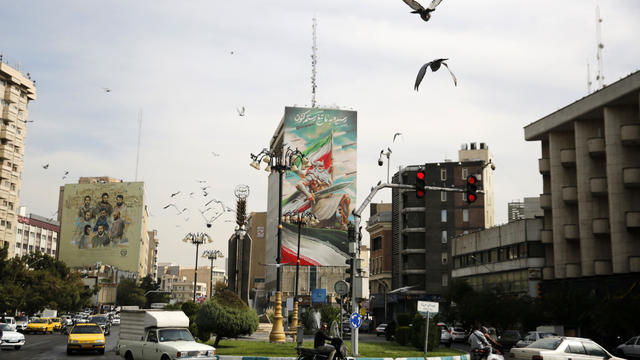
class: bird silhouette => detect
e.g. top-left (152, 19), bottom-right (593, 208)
top-left (196, 180), bottom-right (207, 183)
top-left (237, 107), bottom-right (246, 116)
top-left (163, 204), bottom-right (182, 214)
top-left (170, 191), bottom-right (181, 197)
top-left (102, 87), bottom-right (111, 93)
top-left (402, 0), bottom-right (443, 22)
top-left (414, 58), bottom-right (457, 90)
top-left (211, 152), bottom-right (220, 157)
top-left (259, 262), bottom-right (292, 268)
top-left (393, 133), bottom-right (403, 142)
top-left (21, 119), bottom-right (34, 123)
top-left (189, 192), bottom-right (195, 198)
top-left (42, 164), bottom-right (49, 169)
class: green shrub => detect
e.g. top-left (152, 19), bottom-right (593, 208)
top-left (395, 326), bottom-right (412, 345)
top-left (408, 313), bottom-right (442, 351)
top-left (397, 312), bottom-right (413, 326)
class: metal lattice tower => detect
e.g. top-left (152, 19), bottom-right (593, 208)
top-left (595, 6), bottom-right (604, 89)
top-left (311, 17), bottom-right (318, 108)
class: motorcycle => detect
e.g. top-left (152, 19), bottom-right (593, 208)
top-left (471, 345), bottom-right (504, 360)
top-left (297, 337), bottom-right (348, 360)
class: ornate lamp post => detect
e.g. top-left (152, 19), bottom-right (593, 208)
top-left (202, 249), bottom-right (224, 299)
top-left (249, 147), bottom-right (309, 343)
top-left (183, 233), bottom-right (212, 302)
top-left (282, 210), bottom-right (318, 332)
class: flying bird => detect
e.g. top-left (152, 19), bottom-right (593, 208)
top-left (189, 192), bottom-right (195, 198)
top-left (414, 58), bottom-right (457, 91)
top-left (201, 185), bottom-right (211, 190)
top-left (393, 133), bottom-right (403, 142)
top-left (211, 152), bottom-right (220, 157)
top-left (402, 0), bottom-right (443, 22)
top-left (22, 119), bottom-right (34, 123)
top-left (42, 164), bottom-right (49, 169)
top-left (259, 262), bottom-right (292, 268)
top-left (163, 204), bottom-right (182, 214)
top-left (196, 180), bottom-right (207, 183)
top-left (237, 107), bottom-right (246, 116)
top-left (170, 191), bottom-right (181, 197)
top-left (102, 87), bottom-right (111, 93)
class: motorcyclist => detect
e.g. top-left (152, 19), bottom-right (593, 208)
top-left (469, 326), bottom-right (491, 360)
top-left (314, 323), bottom-right (336, 360)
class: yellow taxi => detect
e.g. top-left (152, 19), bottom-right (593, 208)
top-left (25, 318), bottom-right (55, 334)
top-left (67, 323), bottom-right (105, 355)
top-left (49, 317), bottom-right (63, 331)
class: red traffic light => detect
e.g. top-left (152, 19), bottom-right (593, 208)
top-left (468, 194), bottom-right (476, 202)
top-left (417, 172), bottom-right (425, 180)
top-left (467, 175), bottom-right (476, 185)
top-left (416, 190), bottom-right (425, 198)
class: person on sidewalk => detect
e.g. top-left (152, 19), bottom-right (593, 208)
top-left (314, 323), bottom-right (336, 360)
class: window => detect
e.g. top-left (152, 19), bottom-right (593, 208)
top-left (372, 236), bottom-right (382, 251)
top-left (441, 230), bottom-right (448, 243)
top-left (441, 191), bottom-right (447, 202)
top-left (582, 342), bottom-right (607, 357)
top-left (441, 210), bottom-right (447, 222)
top-left (463, 209), bottom-right (469, 222)
top-left (442, 274), bottom-right (448, 286)
top-left (441, 252), bottom-right (448, 264)
top-left (462, 167), bottom-right (468, 179)
top-left (440, 169), bottom-right (447, 181)
top-left (565, 342), bottom-right (586, 355)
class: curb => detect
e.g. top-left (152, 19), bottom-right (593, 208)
top-left (218, 355), bottom-right (469, 360)
top-left (397, 355), bottom-right (470, 360)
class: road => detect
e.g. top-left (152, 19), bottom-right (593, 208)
top-left (1, 327), bottom-right (121, 360)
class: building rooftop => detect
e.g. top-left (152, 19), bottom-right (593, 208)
top-left (524, 70), bottom-right (640, 141)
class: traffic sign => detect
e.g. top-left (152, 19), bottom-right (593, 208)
top-left (417, 301), bottom-right (439, 314)
top-left (350, 313), bottom-right (362, 329)
top-left (359, 308), bottom-right (366, 316)
top-left (334, 280), bottom-right (349, 296)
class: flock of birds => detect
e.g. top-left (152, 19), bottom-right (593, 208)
top-left (163, 180), bottom-right (236, 229)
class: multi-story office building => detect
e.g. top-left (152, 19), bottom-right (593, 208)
top-left (170, 278), bottom-right (207, 303)
top-left (366, 203), bottom-right (392, 321)
top-left (15, 206), bottom-right (60, 258)
top-left (524, 70), bottom-right (640, 280)
top-left (147, 230), bottom-right (159, 280)
top-left (0, 61), bottom-right (36, 257)
top-left (174, 266), bottom-right (225, 299)
top-left (391, 143), bottom-right (494, 305)
top-left (508, 197), bottom-right (544, 223)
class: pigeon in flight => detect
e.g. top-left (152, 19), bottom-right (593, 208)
top-left (102, 87), bottom-right (111, 93)
top-left (196, 180), bottom-right (207, 183)
top-left (414, 58), bottom-right (457, 90)
top-left (211, 152), bottom-right (220, 157)
top-left (393, 133), bottom-right (403, 142)
top-left (237, 107), bottom-right (246, 116)
top-left (22, 119), bottom-right (34, 123)
top-left (259, 262), bottom-right (292, 268)
top-left (170, 191), bottom-right (181, 197)
top-left (42, 164), bottom-right (49, 169)
top-left (189, 192), bottom-right (195, 198)
top-left (163, 204), bottom-right (182, 214)
top-left (402, 0), bottom-right (443, 22)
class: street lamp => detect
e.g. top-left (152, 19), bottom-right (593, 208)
top-left (202, 249), bottom-right (224, 299)
top-left (183, 233), bottom-right (212, 302)
top-left (282, 210), bottom-right (318, 332)
top-left (250, 146), bottom-right (309, 343)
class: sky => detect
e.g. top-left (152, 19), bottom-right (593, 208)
top-left (2, 0), bottom-right (639, 269)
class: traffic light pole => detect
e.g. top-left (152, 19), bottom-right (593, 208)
top-left (349, 182), bottom-right (481, 357)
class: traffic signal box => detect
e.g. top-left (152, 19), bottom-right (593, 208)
top-left (466, 175), bottom-right (478, 204)
top-left (416, 169), bottom-right (426, 198)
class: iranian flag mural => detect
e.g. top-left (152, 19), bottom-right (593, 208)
top-left (281, 107), bottom-right (357, 266)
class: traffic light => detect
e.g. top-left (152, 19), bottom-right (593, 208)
top-left (345, 258), bottom-right (354, 288)
top-left (536, 283), bottom-right (543, 300)
top-left (466, 175), bottom-right (478, 204)
top-left (348, 223), bottom-right (356, 243)
top-left (416, 169), bottom-right (426, 198)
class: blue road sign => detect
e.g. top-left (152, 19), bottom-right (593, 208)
top-left (350, 312), bottom-right (362, 329)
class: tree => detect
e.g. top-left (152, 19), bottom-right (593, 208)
top-left (140, 275), bottom-right (169, 307)
top-left (196, 283), bottom-right (258, 346)
top-left (116, 278), bottom-right (146, 307)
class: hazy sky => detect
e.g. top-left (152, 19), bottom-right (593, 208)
top-left (2, 1), bottom-right (639, 268)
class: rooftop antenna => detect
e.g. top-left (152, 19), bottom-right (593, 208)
top-left (595, 6), bottom-right (604, 89)
top-left (135, 109), bottom-right (143, 181)
top-left (587, 61), bottom-right (592, 93)
top-left (311, 16), bottom-right (318, 108)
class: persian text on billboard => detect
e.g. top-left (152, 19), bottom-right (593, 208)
top-left (281, 107), bottom-right (357, 266)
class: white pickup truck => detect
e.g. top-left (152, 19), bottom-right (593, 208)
top-left (116, 309), bottom-right (216, 360)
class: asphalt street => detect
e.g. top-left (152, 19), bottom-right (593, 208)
top-left (1, 327), bottom-right (121, 360)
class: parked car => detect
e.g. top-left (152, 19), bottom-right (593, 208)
top-left (451, 327), bottom-right (467, 342)
top-left (510, 336), bottom-right (623, 360)
top-left (14, 316), bottom-right (28, 332)
top-left (437, 323), bottom-right (452, 347)
top-left (376, 323), bottom-right (388, 337)
top-left (88, 315), bottom-right (111, 336)
top-left (616, 336), bottom-right (640, 359)
top-left (0, 316), bottom-right (17, 331)
top-left (25, 318), bottom-right (55, 334)
top-left (0, 323), bottom-right (25, 350)
top-left (67, 323), bottom-right (105, 355)
top-left (515, 331), bottom-right (556, 348)
top-left (499, 330), bottom-right (522, 350)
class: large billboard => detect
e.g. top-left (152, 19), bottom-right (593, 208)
top-left (58, 182), bottom-right (145, 272)
top-left (281, 107), bottom-right (357, 266)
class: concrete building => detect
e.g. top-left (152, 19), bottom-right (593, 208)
top-left (508, 197), bottom-right (544, 223)
top-left (391, 143), bottom-right (494, 305)
top-left (0, 61), bottom-right (36, 258)
top-left (15, 206), bottom-right (60, 258)
top-left (175, 266), bottom-right (225, 299)
top-left (451, 218), bottom-right (546, 297)
top-left (524, 70), bottom-right (640, 279)
top-left (170, 278), bottom-right (207, 303)
top-left (366, 203), bottom-right (392, 321)
top-left (147, 230), bottom-right (159, 280)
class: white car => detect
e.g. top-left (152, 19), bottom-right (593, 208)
top-left (111, 317), bottom-right (120, 325)
top-left (0, 323), bottom-right (26, 350)
top-left (510, 336), bottom-right (623, 360)
top-left (437, 323), bottom-right (452, 346)
top-left (451, 327), bottom-right (467, 342)
top-left (14, 316), bottom-right (28, 332)
top-left (0, 317), bottom-right (16, 331)
top-left (616, 336), bottom-right (640, 359)
top-left (375, 323), bottom-right (387, 336)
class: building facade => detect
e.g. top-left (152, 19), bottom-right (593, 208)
top-left (451, 218), bottom-right (546, 297)
top-left (366, 203), bottom-right (392, 321)
top-left (524, 70), bottom-right (640, 279)
top-left (147, 230), bottom-right (159, 280)
top-left (391, 143), bottom-right (494, 305)
top-left (15, 206), bottom-right (60, 258)
top-left (0, 61), bottom-right (36, 258)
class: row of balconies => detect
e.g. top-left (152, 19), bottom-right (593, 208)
top-left (540, 212), bottom-right (640, 242)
